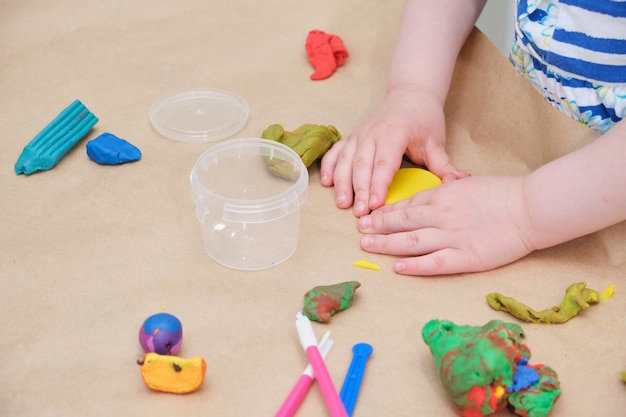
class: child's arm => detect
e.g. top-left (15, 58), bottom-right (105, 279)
top-left (387, 0), bottom-right (487, 103)
top-left (357, 119), bottom-right (626, 275)
top-left (320, 0), bottom-right (486, 217)
top-left (524, 119), bottom-right (626, 250)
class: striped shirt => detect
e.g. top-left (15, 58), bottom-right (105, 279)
top-left (511, 0), bottom-right (626, 132)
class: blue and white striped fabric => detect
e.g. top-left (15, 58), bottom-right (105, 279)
top-left (510, 0), bottom-right (626, 133)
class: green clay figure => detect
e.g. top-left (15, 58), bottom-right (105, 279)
top-left (302, 281), bottom-right (360, 323)
top-left (486, 282), bottom-right (600, 324)
top-left (262, 123), bottom-right (341, 179)
top-left (422, 319), bottom-right (561, 417)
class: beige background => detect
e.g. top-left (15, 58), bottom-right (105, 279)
top-left (1, 1), bottom-right (624, 416)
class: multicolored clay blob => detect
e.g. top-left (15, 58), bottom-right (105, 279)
top-left (486, 282), bottom-right (599, 324)
top-left (139, 312), bottom-right (183, 355)
top-left (302, 281), bottom-right (361, 323)
top-left (422, 319), bottom-right (561, 417)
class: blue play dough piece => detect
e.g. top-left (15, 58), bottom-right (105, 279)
top-left (508, 357), bottom-right (540, 392)
top-left (86, 132), bottom-right (141, 165)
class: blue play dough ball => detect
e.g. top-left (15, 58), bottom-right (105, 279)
top-left (138, 312), bottom-right (183, 355)
top-left (86, 132), bottom-right (141, 165)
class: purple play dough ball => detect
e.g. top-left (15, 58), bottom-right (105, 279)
top-left (138, 312), bottom-right (183, 355)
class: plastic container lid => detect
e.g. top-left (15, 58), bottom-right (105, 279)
top-left (149, 90), bottom-right (249, 143)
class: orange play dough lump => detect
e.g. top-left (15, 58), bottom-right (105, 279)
top-left (385, 168), bottom-right (442, 205)
top-left (139, 353), bottom-right (206, 394)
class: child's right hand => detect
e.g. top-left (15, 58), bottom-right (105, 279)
top-left (320, 84), bottom-right (468, 217)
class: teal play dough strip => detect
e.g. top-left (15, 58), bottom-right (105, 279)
top-left (15, 99), bottom-right (98, 175)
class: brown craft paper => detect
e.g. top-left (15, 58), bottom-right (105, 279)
top-left (1, 1), bottom-right (624, 416)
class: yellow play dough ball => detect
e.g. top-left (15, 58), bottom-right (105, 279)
top-left (385, 168), bottom-right (442, 205)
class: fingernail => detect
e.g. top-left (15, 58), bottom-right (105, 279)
top-left (355, 201), bottom-right (366, 213)
top-left (368, 195), bottom-right (378, 208)
top-left (361, 235), bottom-right (373, 249)
top-left (358, 215), bottom-right (371, 230)
top-left (320, 173), bottom-right (328, 183)
top-left (336, 192), bottom-right (347, 205)
top-left (394, 261), bottom-right (405, 272)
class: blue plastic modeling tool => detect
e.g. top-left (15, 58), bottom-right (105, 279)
top-left (339, 343), bottom-right (373, 416)
top-left (15, 99), bottom-right (98, 175)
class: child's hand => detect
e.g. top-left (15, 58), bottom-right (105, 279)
top-left (320, 85), bottom-right (467, 217)
top-left (357, 175), bottom-right (536, 275)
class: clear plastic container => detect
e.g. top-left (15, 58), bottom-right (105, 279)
top-left (190, 138), bottom-right (308, 270)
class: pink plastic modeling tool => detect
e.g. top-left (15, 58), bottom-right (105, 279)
top-left (295, 311), bottom-right (348, 417)
top-left (275, 330), bottom-right (334, 417)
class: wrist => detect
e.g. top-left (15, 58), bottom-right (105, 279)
top-left (385, 83), bottom-right (446, 108)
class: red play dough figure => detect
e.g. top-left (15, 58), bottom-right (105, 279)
top-left (305, 29), bottom-right (349, 80)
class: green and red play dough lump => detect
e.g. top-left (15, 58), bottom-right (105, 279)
top-left (422, 319), bottom-right (561, 417)
top-left (302, 281), bottom-right (361, 323)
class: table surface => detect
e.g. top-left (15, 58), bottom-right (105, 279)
top-left (2, 1), bottom-right (625, 416)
